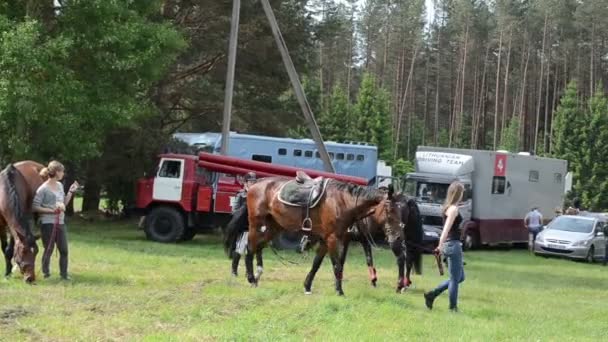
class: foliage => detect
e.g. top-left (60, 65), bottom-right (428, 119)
top-left (0, 1), bottom-right (185, 164)
top-left (390, 158), bottom-right (414, 177)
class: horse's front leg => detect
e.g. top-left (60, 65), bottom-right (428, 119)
top-left (360, 236), bottom-right (377, 287)
top-left (4, 236), bottom-right (15, 278)
top-left (390, 239), bottom-right (406, 293)
top-left (1, 233), bottom-right (12, 278)
top-left (304, 241), bottom-right (327, 294)
top-left (327, 234), bottom-right (345, 296)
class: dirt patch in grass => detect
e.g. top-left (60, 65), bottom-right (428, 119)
top-left (0, 306), bottom-right (32, 325)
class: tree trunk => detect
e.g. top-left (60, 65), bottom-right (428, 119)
top-left (543, 45), bottom-right (552, 154)
top-left (379, 2), bottom-right (391, 88)
top-left (82, 161), bottom-right (101, 212)
top-left (423, 52), bottom-right (430, 145)
top-left (519, 43), bottom-right (531, 148)
top-left (590, 22), bottom-right (595, 95)
top-left (550, 62), bottom-right (560, 153)
top-left (393, 44), bottom-right (419, 158)
top-left (459, 23), bottom-right (469, 141)
top-left (434, 22), bottom-right (442, 145)
top-left (501, 27), bottom-right (513, 141)
top-left (493, 29), bottom-right (503, 150)
top-left (534, 13), bottom-right (549, 153)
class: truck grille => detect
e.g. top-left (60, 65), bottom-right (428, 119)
top-left (421, 216), bottom-right (443, 226)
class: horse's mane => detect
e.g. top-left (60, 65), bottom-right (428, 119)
top-left (331, 179), bottom-right (379, 202)
top-left (0, 164), bottom-right (31, 240)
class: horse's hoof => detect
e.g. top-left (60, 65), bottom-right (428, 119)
top-left (371, 279), bottom-right (377, 287)
top-left (337, 290), bottom-right (345, 296)
top-left (305, 290), bottom-right (312, 295)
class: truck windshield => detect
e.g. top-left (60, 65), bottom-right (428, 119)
top-left (405, 180), bottom-right (449, 204)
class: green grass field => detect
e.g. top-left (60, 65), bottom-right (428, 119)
top-left (1, 219), bottom-right (607, 341)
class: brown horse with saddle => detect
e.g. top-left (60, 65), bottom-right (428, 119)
top-left (0, 161), bottom-right (45, 283)
top-left (233, 173), bottom-right (385, 295)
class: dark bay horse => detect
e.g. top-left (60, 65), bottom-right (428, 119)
top-left (0, 161), bottom-right (45, 283)
top-left (302, 190), bottom-right (425, 294)
top-left (231, 177), bottom-right (384, 295)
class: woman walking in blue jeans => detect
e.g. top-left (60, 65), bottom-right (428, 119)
top-left (424, 181), bottom-right (465, 312)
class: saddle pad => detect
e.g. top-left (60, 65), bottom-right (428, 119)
top-left (277, 179), bottom-right (329, 208)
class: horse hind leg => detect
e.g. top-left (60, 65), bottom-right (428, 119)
top-left (327, 234), bottom-right (345, 296)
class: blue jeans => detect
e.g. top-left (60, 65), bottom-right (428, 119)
top-left (432, 240), bottom-right (465, 309)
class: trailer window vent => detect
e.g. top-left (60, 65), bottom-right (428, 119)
top-left (529, 170), bottom-right (539, 182)
top-left (554, 173), bottom-right (562, 184)
top-left (252, 154), bottom-right (272, 163)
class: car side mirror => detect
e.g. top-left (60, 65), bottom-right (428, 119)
top-left (597, 231), bottom-right (604, 237)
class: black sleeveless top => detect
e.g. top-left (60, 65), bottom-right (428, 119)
top-left (443, 210), bottom-right (463, 241)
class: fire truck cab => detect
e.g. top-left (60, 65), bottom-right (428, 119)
top-left (135, 154), bottom-right (241, 242)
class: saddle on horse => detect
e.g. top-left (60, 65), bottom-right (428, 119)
top-left (278, 171), bottom-right (329, 231)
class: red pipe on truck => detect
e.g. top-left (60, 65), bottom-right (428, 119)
top-left (198, 160), bottom-right (279, 179)
top-left (198, 152), bottom-right (368, 185)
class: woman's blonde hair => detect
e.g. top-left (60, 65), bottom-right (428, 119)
top-left (442, 181), bottom-right (464, 214)
top-left (40, 160), bottom-right (64, 179)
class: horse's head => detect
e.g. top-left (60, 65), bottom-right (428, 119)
top-left (381, 191), bottom-right (411, 243)
top-left (14, 234), bottom-right (39, 283)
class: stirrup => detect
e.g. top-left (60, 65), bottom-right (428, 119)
top-left (301, 218), bottom-right (313, 232)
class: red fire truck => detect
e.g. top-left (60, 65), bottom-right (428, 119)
top-left (135, 152), bottom-right (367, 243)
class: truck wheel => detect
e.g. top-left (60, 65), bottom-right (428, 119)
top-left (180, 228), bottom-right (197, 241)
top-left (463, 230), bottom-right (479, 250)
top-left (144, 207), bottom-right (185, 243)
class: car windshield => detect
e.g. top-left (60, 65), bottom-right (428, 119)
top-left (404, 180), bottom-right (449, 204)
top-left (549, 216), bottom-right (594, 233)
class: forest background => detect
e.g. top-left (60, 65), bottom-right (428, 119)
top-left (2, 0), bottom-right (607, 212)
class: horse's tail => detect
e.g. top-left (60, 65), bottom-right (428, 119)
top-left (223, 205), bottom-right (249, 258)
top-left (0, 165), bottom-right (29, 238)
top-left (406, 198), bottom-right (423, 275)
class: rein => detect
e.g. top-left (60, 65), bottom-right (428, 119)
top-left (269, 244), bottom-right (309, 266)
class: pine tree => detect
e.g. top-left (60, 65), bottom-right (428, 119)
top-left (319, 85), bottom-right (351, 142)
top-left (499, 116), bottom-right (521, 152)
top-left (579, 87), bottom-right (608, 210)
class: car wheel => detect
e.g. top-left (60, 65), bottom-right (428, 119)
top-left (585, 246), bottom-right (595, 263)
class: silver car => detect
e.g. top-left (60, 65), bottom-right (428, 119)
top-left (534, 215), bottom-right (607, 262)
